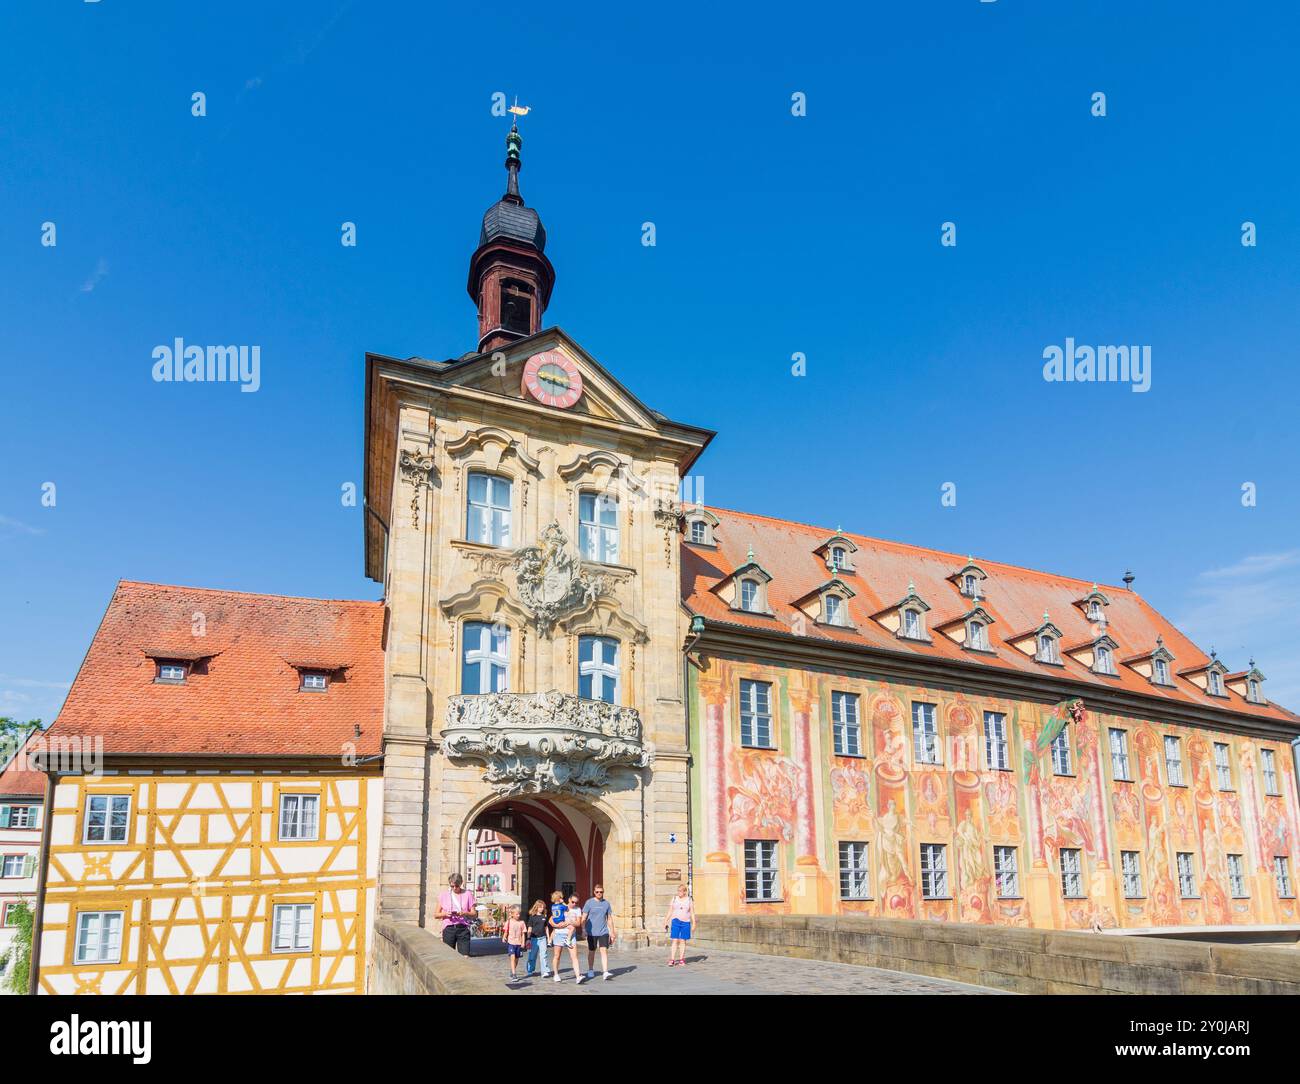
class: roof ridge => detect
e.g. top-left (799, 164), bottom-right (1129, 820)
top-left (116, 580), bottom-right (382, 607)
top-left (701, 505), bottom-right (1134, 595)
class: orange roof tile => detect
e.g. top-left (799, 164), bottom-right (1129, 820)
top-left (0, 729), bottom-right (48, 797)
top-left (682, 507), bottom-right (1299, 727)
top-left (45, 581), bottom-right (385, 758)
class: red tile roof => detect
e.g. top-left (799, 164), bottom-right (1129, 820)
top-left (0, 729), bottom-right (48, 797)
top-left (45, 581), bottom-right (385, 758)
top-left (682, 507), bottom-right (1299, 727)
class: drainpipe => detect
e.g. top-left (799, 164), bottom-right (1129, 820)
top-left (28, 768), bottom-right (56, 996)
top-left (683, 615), bottom-right (706, 896)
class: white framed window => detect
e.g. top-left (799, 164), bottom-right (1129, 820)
top-left (739, 679), bottom-right (773, 749)
top-left (1227, 854), bottom-right (1248, 898)
top-left (272, 903), bottom-right (314, 952)
top-left (838, 841), bottom-right (870, 900)
top-left (1164, 735), bottom-right (1185, 786)
top-left (1213, 742), bottom-right (1233, 790)
top-left (830, 546), bottom-right (848, 572)
top-left (824, 593), bottom-right (845, 625)
top-left (963, 573), bottom-right (976, 596)
top-left (3, 805), bottom-right (35, 829)
top-left (831, 691), bottom-right (861, 757)
top-left (689, 519), bottom-right (708, 544)
top-left (912, 702), bottom-right (940, 766)
top-left (1120, 850), bottom-right (1143, 898)
top-left (466, 472), bottom-right (512, 547)
top-left (1176, 852), bottom-right (1197, 898)
top-left (156, 662), bottom-right (188, 682)
top-left (1087, 600), bottom-right (1102, 621)
top-left (920, 843), bottom-right (949, 899)
top-left (966, 620), bottom-right (988, 650)
top-left (1248, 677), bottom-right (1262, 703)
top-left (83, 794), bottom-right (131, 844)
top-left (578, 635), bottom-right (620, 704)
top-left (743, 840), bottom-right (779, 901)
top-left (1261, 749), bottom-right (1279, 795)
top-left (984, 711), bottom-right (1009, 771)
top-left (463, 621), bottom-right (509, 694)
top-left (1208, 670), bottom-right (1224, 696)
top-left (1109, 728), bottom-right (1131, 781)
top-left (1, 855), bottom-right (24, 878)
top-left (300, 671), bottom-right (328, 692)
top-left (1060, 847), bottom-right (1084, 898)
top-left (1153, 657), bottom-right (1170, 684)
top-left (902, 608), bottom-right (922, 639)
top-left (739, 579), bottom-right (759, 612)
top-left (75, 910), bottom-right (124, 964)
top-left (1037, 634), bottom-right (1058, 663)
top-left (1051, 725), bottom-right (1072, 776)
top-left (1274, 856), bottom-right (1293, 898)
top-left (993, 846), bottom-right (1019, 898)
top-left (279, 794), bottom-right (320, 841)
top-left (1093, 644), bottom-right (1114, 674)
top-left (578, 492), bottom-right (619, 564)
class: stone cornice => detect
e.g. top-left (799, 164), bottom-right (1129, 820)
top-left (692, 621), bottom-right (1300, 742)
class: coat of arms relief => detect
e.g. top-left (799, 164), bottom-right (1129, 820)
top-left (511, 521), bottom-right (606, 636)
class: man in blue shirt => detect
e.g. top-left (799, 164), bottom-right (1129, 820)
top-left (582, 884), bottom-right (616, 980)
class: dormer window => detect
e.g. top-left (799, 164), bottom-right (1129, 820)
top-left (1153, 657), bottom-right (1169, 685)
top-left (1208, 670), bottom-right (1223, 696)
top-left (830, 547), bottom-right (848, 573)
top-left (156, 662), bottom-right (188, 684)
top-left (967, 619), bottom-right (988, 651)
top-left (301, 672), bottom-right (329, 692)
top-left (963, 574), bottom-right (976, 595)
top-left (1037, 634), bottom-right (1059, 664)
top-left (952, 560), bottom-right (988, 599)
top-left (1088, 600), bottom-right (1102, 621)
top-left (824, 594), bottom-right (845, 626)
top-left (740, 579), bottom-right (760, 612)
top-left (816, 533), bottom-right (857, 574)
top-left (1094, 643), bottom-right (1115, 675)
top-left (1248, 678), bottom-right (1261, 703)
top-left (684, 508), bottom-right (719, 547)
top-left (903, 608), bottom-right (922, 639)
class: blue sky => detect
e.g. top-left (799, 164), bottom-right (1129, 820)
top-left (3, 1), bottom-right (1299, 723)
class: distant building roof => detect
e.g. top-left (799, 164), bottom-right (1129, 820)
top-left (45, 581), bottom-right (385, 758)
top-left (0, 729), bottom-right (47, 797)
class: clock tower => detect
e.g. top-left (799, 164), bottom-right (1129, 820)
top-left (467, 122), bottom-right (556, 354)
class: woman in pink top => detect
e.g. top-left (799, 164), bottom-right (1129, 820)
top-left (664, 883), bottom-right (695, 966)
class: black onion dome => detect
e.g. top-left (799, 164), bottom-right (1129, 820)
top-left (479, 199), bottom-right (546, 252)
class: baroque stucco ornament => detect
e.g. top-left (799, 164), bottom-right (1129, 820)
top-left (512, 521), bottom-right (605, 635)
top-left (441, 691), bottom-right (653, 797)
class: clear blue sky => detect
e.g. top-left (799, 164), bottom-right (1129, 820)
top-left (3, 1), bottom-right (1299, 723)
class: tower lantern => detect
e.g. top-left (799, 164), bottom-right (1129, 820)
top-left (467, 117), bottom-right (555, 354)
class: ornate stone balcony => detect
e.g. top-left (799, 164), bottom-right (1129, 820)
top-left (441, 692), bottom-right (652, 798)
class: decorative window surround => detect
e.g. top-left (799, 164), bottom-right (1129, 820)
top-left (1179, 651), bottom-right (1231, 698)
top-left (935, 606), bottom-right (996, 653)
top-left (1007, 612), bottom-right (1063, 665)
top-left (793, 578), bottom-right (856, 629)
top-left (1226, 660), bottom-right (1267, 705)
top-left (683, 506), bottom-right (719, 547)
top-left (1076, 585), bottom-right (1111, 625)
top-left (1064, 634), bottom-right (1120, 676)
top-left (716, 549), bottom-right (775, 616)
top-left (874, 581), bottom-right (931, 643)
top-left (950, 557), bottom-right (988, 600)
top-left (1123, 635), bottom-right (1176, 687)
top-left (814, 532), bottom-right (858, 575)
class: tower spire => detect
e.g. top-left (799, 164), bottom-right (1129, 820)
top-left (504, 121), bottom-right (523, 204)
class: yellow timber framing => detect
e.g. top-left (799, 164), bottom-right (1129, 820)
top-left (39, 770), bottom-right (377, 995)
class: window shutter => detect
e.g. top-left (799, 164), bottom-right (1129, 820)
top-left (0, 806), bottom-right (10, 828)
top-left (32, 805), bottom-right (41, 829)
top-left (23, 854), bottom-right (36, 878)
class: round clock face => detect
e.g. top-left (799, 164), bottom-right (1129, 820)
top-left (522, 350), bottom-right (582, 409)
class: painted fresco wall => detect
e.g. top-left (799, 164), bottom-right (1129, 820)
top-left (689, 655), bottom-right (1300, 930)
top-left (37, 771), bottom-right (382, 994)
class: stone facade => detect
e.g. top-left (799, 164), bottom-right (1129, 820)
top-left (364, 330), bottom-right (710, 936)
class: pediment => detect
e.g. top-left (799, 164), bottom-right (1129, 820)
top-left (443, 330), bottom-right (666, 431)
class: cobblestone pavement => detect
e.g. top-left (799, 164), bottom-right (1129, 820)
top-left (462, 939), bottom-right (1000, 994)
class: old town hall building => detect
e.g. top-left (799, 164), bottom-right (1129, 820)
top-left (26, 126), bottom-right (1300, 993)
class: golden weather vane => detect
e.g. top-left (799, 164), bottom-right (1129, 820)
top-left (508, 97), bottom-right (531, 120)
